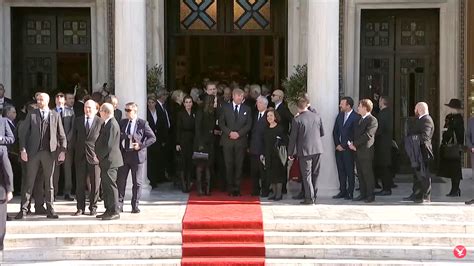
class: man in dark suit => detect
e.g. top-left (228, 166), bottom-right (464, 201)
top-left (0, 116), bottom-right (15, 249)
top-left (73, 88), bottom-right (87, 118)
top-left (52, 92), bottom-right (75, 200)
top-left (72, 100), bottom-right (103, 216)
top-left (0, 83), bottom-right (15, 112)
top-left (3, 106), bottom-right (21, 195)
top-left (349, 99), bottom-right (378, 203)
top-left (117, 102), bottom-right (156, 214)
top-left (155, 89), bottom-right (173, 184)
top-left (332, 96), bottom-right (361, 200)
top-left (288, 95), bottom-right (325, 205)
top-left (146, 95), bottom-right (160, 187)
top-left (219, 88), bottom-right (252, 196)
top-left (15, 93), bottom-right (67, 219)
top-left (249, 96), bottom-right (268, 196)
top-left (95, 103), bottom-right (123, 220)
top-left (411, 102), bottom-right (434, 204)
top-left (374, 96), bottom-right (394, 196)
top-left (271, 90), bottom-right (293, 134)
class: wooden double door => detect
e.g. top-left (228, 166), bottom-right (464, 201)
top-left (360, 9), bottom-right (439, 171)
top-left (11, 8), bottom-right (91, 106)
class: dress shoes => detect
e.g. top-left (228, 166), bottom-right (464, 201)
top-left (102, 213), bottom-right (120, 220)
top-left (300, 199), bottom-right (315, 205)
top-left (90, 210), bottom-right (97, 216)
top-left (403, 194), bottom-right (416, 201)
top-left (344, 193), bottom-right (353, 200)
top-left (375, 190), bottom-right (392, 196)
top-left (332, 192), bottom-right (347, 199)
top-left (64, 194), bottom-right (75, 201)
top-left (352, 196), bottom-right (366, 201)
top-left (14, 212), bottom-right (26, 220)
top-left (364, 197), bottom-right (375, 203)
top-left (96, 212), bottom-right (109, 219)
top-left (47, 210), bottom-right (59, 219)
top-left (131, 207), bottom-right (141, 214)
top-left (34, 206), bottom-right (47, 215)
top-left (73, 210), bottom-right (84, 216)
top-left (446, 190), bottom-right (461, 197)
top-left (465, 199), bottom-right (474, 205)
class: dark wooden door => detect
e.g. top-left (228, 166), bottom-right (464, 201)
top-left (360, 9), bottom-right (439, 172)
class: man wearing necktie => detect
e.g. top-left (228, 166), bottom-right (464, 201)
top-left (154, 89), bottom-right (174, 185)
top-left (249, 96), bottom-right (268, 196)
top-left (218, 88), bottom-right (252, 196)
top-left (71, 100), bottom-right (104, 216)
top-left (117, 102), bottom-right (156, 213)
top-left (332, 97), bottom-right (360, 200)
top-left (15, 93), bottom-right (67, 219)
top-left (53, 92), bottom-right (75, 201)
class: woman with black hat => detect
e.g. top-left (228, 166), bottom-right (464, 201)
top-left (439, 98), bottom-right (464, 197)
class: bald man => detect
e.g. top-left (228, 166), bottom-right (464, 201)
top-left (15, 93), bottom-right (67, 219)
top-left (271, 89), bottom-right (293, 134)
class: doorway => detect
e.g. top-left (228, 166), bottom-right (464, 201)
top-left (360, 9), bottom-right (440, 172)
top-left (11, 8), bottom-right (91, 106)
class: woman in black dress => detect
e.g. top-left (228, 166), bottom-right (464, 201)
top-left (439, 99), bottom-right (464, 197)
top-left (193, 95), bottom-right (216, 195)
top-left (176, 96), bottom-right (195, 192)
top-left (263, 108), bottom-right (288, 201)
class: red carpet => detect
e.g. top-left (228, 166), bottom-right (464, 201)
top-left (182, 182), bottom-right (265, 266)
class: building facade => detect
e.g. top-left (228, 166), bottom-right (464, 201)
top-left (0, 0), bottom-right (471, 196)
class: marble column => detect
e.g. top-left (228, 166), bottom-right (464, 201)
top-left (115, 0), bottom-right (151, 199)
top-left (146, 0), bottom-right (165, 71)
top-left (306, 0), bottom-right (339, 197)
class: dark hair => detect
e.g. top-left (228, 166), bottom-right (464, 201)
top-left (2, 105), bottom-right (15, 117)
top-left (359, 99), bottom-right (374, 112)
top-left (203, 95), bottom-right (215, 114)
top-left (183, 95), bottom-right (194, 107)
top-left (266, 107), bottom-right (281, 124)
top-left (379, 96), bottom-right (390, 107)
top-left (340, 96), bottom-right (354, 108)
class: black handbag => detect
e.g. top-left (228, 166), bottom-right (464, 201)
top-left (441, 131), bottom-right (462, 160)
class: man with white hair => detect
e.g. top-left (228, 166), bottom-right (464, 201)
top-left (95, 103), bottom-right (123, 220)
top-left (249, 96), bottom-right (269, 196)
top-left (271, 89), bottom-right (293, 134)
top-left (15, 93), bottom-right (67, 219)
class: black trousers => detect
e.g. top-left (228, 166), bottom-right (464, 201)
top-left (21, 151), bottom-right (56, 213)
top-left (375, 164), bottom-right (392, 192)
top-left (147, 145), bottom-right (159, 186)
top-left (53, 150), bottom-right (73, 196)
top-left (414, 161), bottom-right (431, 199)
top-left (335, 150), bottom-right (355, 195)
top-left (75, 159), bottom-right (101, 212)
top-left (0, 200), bottom-right (6, 250)
top-left (250, 154), bottom-right (267, 195)
top-left (117, 160), bottom-right (144, 208)
top-left (355, 151), bottom-right (375, 199)
top-left (223, 143), bottom-right (245, 193)
top-left (299, 154), bottom-right (321, 201)
top-left (100, 165), bottom-right (119, 214)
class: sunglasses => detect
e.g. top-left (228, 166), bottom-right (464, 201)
top-left (125, 108), bottom-right (133, 112)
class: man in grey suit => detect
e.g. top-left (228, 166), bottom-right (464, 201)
top-left (466, 116), bottom-right (474, 205)
top-left (0, 117), bottom-right (15, 240)
top-left (15, 93), bottom-right (67, 219)
top-left (95, 103), bottom-right (123, 220)
top-left (53, 92), bottom-right (75, 200)
top-left (288, 95), bottom-right (325, 205)
top-left (219, 88), bottom-right (252, 196)
top-left (349, 99), bottom-right (378, 203)
top-left (117, 102), bottom-right (156, 214)
top-left (72, 100), bottom-right (104, 216)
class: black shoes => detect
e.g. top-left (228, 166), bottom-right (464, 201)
top-left (352, 196), bottom-right (366, 201)
top-left (47, 211), bottom-right (59, 219)
top-left (73, 210), bottom-right (84, 216)
top-left (375, 190), bottom-right (392, 196)
top-left (446, 190), bottom-right (461, 197)
top-left (14, 211), bottom-right (26, 220)
top-left (131, 207), bottom-right (141, 214)
top-left (332, 192), bottom-right (347, 199)
top-left (64, 194), bottom-right (75, 201)
top-left (403, 194), bottom-right (416, 201)
top-left (364, 197), bottom-right (375, 203)
top-left (344, 193), bottom-right (353, 200)
top-left (300, 199), bottom-right (315, 205)
top-left (465, 199), bottom-right (474, 205)
top-left (102, 213), bottom-right (120, 220)
top-left (34, 206), bottom-right (47, 215)
top-left (90, 209), bottom-right (97, 216)
top-left (96, 212), bottom-right (109, 219)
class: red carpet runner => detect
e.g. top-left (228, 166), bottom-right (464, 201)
top-left (181, 183), bottom-right (265, 266)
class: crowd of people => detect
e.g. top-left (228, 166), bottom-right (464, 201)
top-left (0, 79), bottom-right (473, 249)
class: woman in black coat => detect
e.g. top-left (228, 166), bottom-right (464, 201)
top-left (193, 95), bottom-right (216, 195)
top-left (439, 99), bottom-right (464, 197)
top-left (176, 96), bottom-right (196, 192)
top-left (263, 108), bottom-right (288, 201)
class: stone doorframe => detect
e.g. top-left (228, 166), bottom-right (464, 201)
top-left (0, 0), bottom-right (108, 97)
top-left (343, 0), bottom-right (461, 129)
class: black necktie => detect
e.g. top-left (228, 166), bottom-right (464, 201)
top-left (125, 120), bottom-right (132, 149)
top-left (41, 111), bottom-right (46, 121)
top-left (234, 105), bottom-right (239, 121)
top-left (258, 113), bottom-right (262, 121)
top-left (85, 117), bottom-right (91, 134)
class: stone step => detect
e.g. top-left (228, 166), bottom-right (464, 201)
top-left (266, 244), bottom-right (474, 261)
top-left (6, 220), bottom-right (182, 234)
top-left (265, 219), bottom-right (474, 233)
top-left (3, 245), bottom-right (182, 261)
top-left (265, 258), bottom-right (474, 265)
top-left (5, 232), bottom-right (182, 248)
top-left (264, 231), bottom-right (474, 246)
